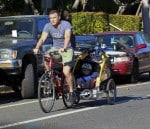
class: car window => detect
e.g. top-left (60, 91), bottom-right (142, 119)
top-left (136, 33), bottom-right (145, 45)
top-left (0, 18), bottom-right (33, 38)
top-left (95, 34), bottom-right (134, 49)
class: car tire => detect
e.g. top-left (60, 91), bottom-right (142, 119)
top-left (21, 63), bottom-right (36, 99)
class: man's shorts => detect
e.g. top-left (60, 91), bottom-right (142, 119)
top-left (46, 47), bottom-right (74, 67)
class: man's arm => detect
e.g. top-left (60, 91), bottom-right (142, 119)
top-left (33, 32), bottom-right (48, 54)
top-left (64, 29), bottom-right (72, 49)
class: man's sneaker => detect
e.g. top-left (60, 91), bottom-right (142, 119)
top-left (55, 90), bottom-right (59, 100)
top-left (68, 92), bottom-right (76, 105)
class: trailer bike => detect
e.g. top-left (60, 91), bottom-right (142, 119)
top-left (38, 46), bottom-right (117, 113)
top-left (73, 46), bottom-right (116, 103)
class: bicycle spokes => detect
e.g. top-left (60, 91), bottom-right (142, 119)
top-left (38, 73), bottom-right (55, 113)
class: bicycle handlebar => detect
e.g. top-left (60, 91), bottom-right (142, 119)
top-left (49, 49), bottom-right (67, 56)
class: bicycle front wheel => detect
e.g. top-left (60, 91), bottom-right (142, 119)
top-left (38, 72), bottom-right (55, 113)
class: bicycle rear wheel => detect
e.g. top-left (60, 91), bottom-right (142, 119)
top-left (106, 78), bottom-right (117, 105)
top-left (38, 72), bottom-right (55, 113)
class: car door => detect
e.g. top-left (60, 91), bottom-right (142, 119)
top-left (135, 33), bottom-right (150, 73)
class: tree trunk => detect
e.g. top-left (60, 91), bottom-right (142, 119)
top-left (72, 0), bottom-right (80, 10)
top-left (116, 5), bottom-right (127, 14)
top-left (82, 0), bottom-right (88, 11)
top-left (136, 1), bottom-right (142, 16)
top-left (24, 0), bottom-right (39, 15)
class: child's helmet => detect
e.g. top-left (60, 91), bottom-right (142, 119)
top-left (81, 63), bottom-right (92, 70)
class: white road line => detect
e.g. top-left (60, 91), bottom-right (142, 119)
top-left (0, 106), bottom-right (99, 129)
top-left (0, 100), bottom-right (38, 109)
top-left (0, 81), bottom-right (150, 109)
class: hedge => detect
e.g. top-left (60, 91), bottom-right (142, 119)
top-left (71, 12), bottom-right (142, 35)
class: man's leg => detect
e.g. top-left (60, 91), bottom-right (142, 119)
top-left (63, 65), bottom-right (74, 92)
top-left (63, 65), bottom-right (75, 104)
top-left (61, 49), bottom-right (75, 103)
top-left (44, 54), bottom-right (50, 71)
top-left (61, 49), bottom-right (74, 92)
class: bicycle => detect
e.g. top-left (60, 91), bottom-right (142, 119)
top-left (38, 51), bottom-right (79, 113)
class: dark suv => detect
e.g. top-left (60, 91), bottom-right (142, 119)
top-left (0, 15), bottom-right (52, 98)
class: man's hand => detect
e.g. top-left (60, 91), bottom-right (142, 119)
top-left (58, 48), bottom-right (67, 54)
top-left (33, 48), bottom-right (39, 54)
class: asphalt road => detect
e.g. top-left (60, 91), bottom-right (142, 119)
top-left (0, 74), bottom-right (150, 129)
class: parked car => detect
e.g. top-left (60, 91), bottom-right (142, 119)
top-left (96, 31), bottom-right (150, 83)
top-left (0, 15), bottom-right (52, 98)
top-left (75, 31), bottom-right (150, 83)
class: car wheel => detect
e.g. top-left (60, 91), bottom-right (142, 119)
top-left (129, 61), bottom-right (139, 83)
top-left (21, 63), bottom-right (36, 99)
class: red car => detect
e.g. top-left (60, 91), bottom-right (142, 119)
top-left (94, 31), bottom-right (150, 83)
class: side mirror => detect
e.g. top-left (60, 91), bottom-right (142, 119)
top-left (135, 44), bottom-right (147, 52)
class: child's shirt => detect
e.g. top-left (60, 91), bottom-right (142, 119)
top-left (77, 72), bottom-right (99, 88)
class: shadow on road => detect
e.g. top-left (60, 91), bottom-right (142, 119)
top-left (115, 95), bottom-right (150, 105)
top-left (72, 94), bottom-right (150, 110)
top-left (0, 91), bottom-right (22, 104)
top-left (114, 73), bottom-right (150, 85)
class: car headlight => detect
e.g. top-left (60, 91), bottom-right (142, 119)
top-left (0, 50), bottom-right (17, 59)
top-left (114, 56), bottom-right (130, 63)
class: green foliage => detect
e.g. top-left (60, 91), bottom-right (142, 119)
top-left (71, 12), bottom-right (142, 35)
top-left (92, 12), bottom-right (109, 33)
top-left (109, 14), bottom-right (142, 31)
top-left (72, 12), bottom-right (109, 35)
top-left (72, 12), bottom-right (93, 34)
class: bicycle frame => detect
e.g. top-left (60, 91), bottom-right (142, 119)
top-left (95, 54), bottom-right (109, 87)
top-left (44, 53), bottom-right (65, 96)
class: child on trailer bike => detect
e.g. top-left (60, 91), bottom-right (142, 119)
top-left (77, 63), bottom-right (99, 89)
top-left (33, 10), bottom-right (76, 104)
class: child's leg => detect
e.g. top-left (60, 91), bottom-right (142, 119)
top-left (89, 79), bottom-right (96, 89)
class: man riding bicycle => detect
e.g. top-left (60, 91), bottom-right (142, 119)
top-left (33, 10), bottom-right (75, 104)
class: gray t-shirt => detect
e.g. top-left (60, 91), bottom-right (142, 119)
top-left (43, 20), bottom-right (72, 49)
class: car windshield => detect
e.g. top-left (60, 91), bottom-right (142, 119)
top-left (0, 18), bottom-right (33, 39)
top-left (95, 34), bottom-right (134, 50)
